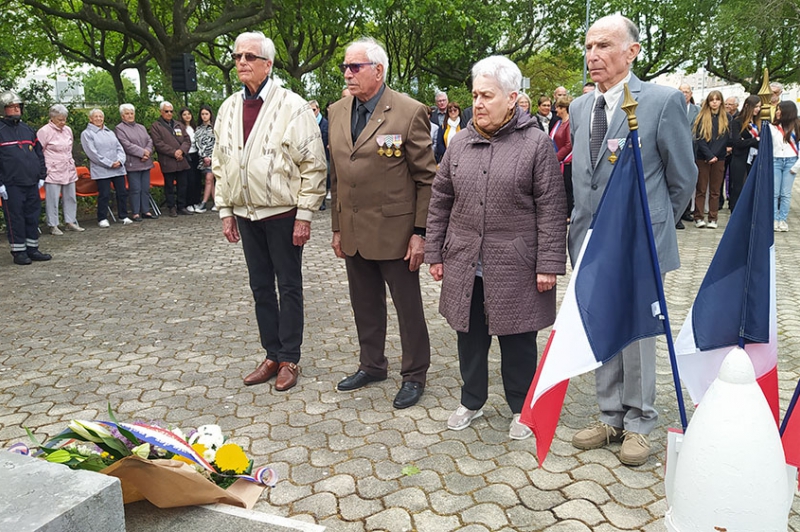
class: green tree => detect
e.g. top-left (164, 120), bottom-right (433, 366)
top-left (21, 0), bottom-right (275, 89)
top-left (82, 69), bottom-right (137, 105)
top-left (696, 0), bottom-right (800, 92)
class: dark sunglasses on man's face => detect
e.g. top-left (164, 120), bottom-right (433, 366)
top-left (231, 52), bottom-right (268, 63)
top-left (338, 62), bottom-right (376, 74)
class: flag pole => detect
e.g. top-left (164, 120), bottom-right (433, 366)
top-left (621, 84), bottom-right (689, 431)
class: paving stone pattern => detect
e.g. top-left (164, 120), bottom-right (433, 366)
top-left (2, 205), bottom-right (800, 531)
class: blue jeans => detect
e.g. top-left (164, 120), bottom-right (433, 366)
top-left (127, 170), bottom-right (151, 216)
top-left (774, 156), bottom-right (797, 222)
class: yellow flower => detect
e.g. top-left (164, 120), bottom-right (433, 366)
top-left (173, 443), bottom-right (207, 466)
top-left (214, 443), bottom-right (249, 474)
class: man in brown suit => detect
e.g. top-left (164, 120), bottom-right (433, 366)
top-left (150, 101), bottom-right (192, 217)
top-left (328, 37), bottom-right (436, 409)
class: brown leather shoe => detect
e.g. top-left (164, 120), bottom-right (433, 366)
top-left (275, 362), bottom-right (299, 391)
top-left (243, 358), bottom-right (279, 386)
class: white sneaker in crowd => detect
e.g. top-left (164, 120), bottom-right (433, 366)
top-left (779, 220), bottom-right (789, 232)
top-left (707, 220), bottom-right (718, 229)
top-left (447, 405), bottom-right (483, 431)
top-left (694, 219), bottom-right (706, 228)
top-left (193, 202), bottom-right (207, 213)
top-left (509, 414), bottom-right (533, 440)
top-left (122, 217), bottom-right (134, 225)
top-left (49, 226), bottom-right (63, 235)
top-left (65, 223), bottom-right (85, 232)
top-left (98, 219), bottom-right (110, 228)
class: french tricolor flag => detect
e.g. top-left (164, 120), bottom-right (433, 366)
top-left (520, 127), bottom-right (671, 465)
top-left (674, 122), bottom-right (778, 423)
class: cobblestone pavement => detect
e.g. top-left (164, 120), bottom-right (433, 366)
top-left (2, 203), bottom-right (799, 531)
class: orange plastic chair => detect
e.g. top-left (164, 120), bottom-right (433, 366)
top-left (75, 166), bottom-right (116, 221)
top-left (147, 162), bottom-right (164, 216)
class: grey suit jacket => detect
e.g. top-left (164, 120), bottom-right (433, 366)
top-left (568, 73), bottom-right (696, 273)
top-left (686, 103), bottom-right (700, 128)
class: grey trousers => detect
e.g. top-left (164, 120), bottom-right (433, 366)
top-left (596, 335), bottom-right (658, 435)
top-left (45, 182), bottom-right (78, 227)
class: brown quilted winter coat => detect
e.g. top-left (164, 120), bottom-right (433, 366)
top-left (424, 109), bottom-right (567, 335)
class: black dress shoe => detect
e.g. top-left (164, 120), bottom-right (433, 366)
top-left (337, 370), bottom-right (386, 391)
top-left (27, 249), bottom-right (52, 261)
top-left (681, 212), bottom-right (693, 222)
top-left (393, 381), bottom-right (424, 409)
top-left (13, 252), bottom-right (32, 265)
top-left (675, 220), bottom-right (685, 230)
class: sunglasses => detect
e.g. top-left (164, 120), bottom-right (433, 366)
top-left (338, 62), bottom-right (376, 74)
top-left (163, 110), bottom-right (173, 113)
top-left (231, 52), bottom-right (268, 63)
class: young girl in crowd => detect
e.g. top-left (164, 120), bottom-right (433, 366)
top-left (728, 95), bottom-right (761, 213)
top-left (692, 90), bottom-right (731, 229)
top-left (771, 100), bottom-right (800, 232)
top-left (194, 105), bottom-right (216, 212)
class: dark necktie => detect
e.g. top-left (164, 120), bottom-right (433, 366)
top-left (590, 94), bottom-right (607, 167)
top-left (353, 104), bottom-right (369, 142)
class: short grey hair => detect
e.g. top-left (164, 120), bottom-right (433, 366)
top-left (435, 91), bottom-right (447, 99)
top-left (771, 82), bottom-right (784, 92)
top-left (471, 56), bottom-right (521, 97)
top-left (591, 14), bottom-right (640, 46)
top-left (234, 31), bottom-right (276, 63)
top-left (49, 104), bottom-right (68, 119)
top-left (726, 96), bottom-right (739, 105)
top-left (119, 103), bottom-right (135, 115)
top-left (346, 37), bottom-right (389, 82)
top-left (88, 108), bottom-right (104, 119)
top-left (160, 101), bottom-right (173, 111)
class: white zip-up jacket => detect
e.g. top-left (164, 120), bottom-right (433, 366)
top-left (212, 79), bottom-right (326, 222)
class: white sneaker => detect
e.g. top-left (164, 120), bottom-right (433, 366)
top-left (775, 221), bottom-right (780, 232)
top-left (98, 219), bottom-right (110, 228)
top-left (509, 414), bottom-right (533, 440)
top-left (122, 217), bottom-right (133, 225)
top-left (780, 220), bottom-right (789, 232)
top-left (707, 220), bottom-right (718, 229)
top-left (49, 226), bottom-right (63, 235)
top-left (447, 405), bottom-right (483, 430)
top-left (694, 219), bottom-right (706, 228)
top-left (65, 223), bottom-right (85, 232)
top-left (193, 202), bottom-right (207, 213)
top-left (186, 205), bottom-right (195, 213)
top-left (211, 205), bottom-right (218, 212)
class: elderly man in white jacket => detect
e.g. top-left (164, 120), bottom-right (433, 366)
top-left (213, 31), bottom-right (327, 392)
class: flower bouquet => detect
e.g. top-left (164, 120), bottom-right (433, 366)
top-left (15, 404), bottom-right (276, 509)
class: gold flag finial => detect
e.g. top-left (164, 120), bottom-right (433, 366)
top-left (621, 83), bottom-right (638, 131)
top-left (758, 68), bottom-right (772, 122)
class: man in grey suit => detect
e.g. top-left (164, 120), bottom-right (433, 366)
top-left (568, 14), bottom-right (696, 466)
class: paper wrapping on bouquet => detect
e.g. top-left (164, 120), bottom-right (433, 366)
top-left (101, 456), bottom-right (265, 509)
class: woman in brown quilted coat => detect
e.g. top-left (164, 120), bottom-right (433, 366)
top-left (425, 56), bottom-right (567, 440)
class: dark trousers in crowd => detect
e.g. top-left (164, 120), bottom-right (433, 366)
top-left (344, 252), bottom-right (431, 384)
top-left (127, 170), bottom-right (151, 217)
top-left (96, 175), bottom-right (128, 222)
top-left (186, 153), bottom-right (202, 206)
top-left (457, 276), bottom-right (538, 414)
top-left (163, 169), bottom-right (189, 209)
top-left (237, 214), bottom-right (304, 364)
top-left (563, 163), bottom-right (573, 219)
top-left (3, 183), bottom-right (41, 253)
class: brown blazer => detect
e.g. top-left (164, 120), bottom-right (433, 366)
top-left (329, 86), bottom-right (436, 261)
top-left (150, 118), bottom-right (191, 173)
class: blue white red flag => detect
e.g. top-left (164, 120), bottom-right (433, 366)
top-left (674, 123), bottom-right (778, 422)
top-left (520, 129), bottom-right (668, 464)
